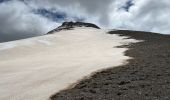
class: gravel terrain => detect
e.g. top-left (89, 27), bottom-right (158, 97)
top-left (51, 30), bottom-right (170, 100)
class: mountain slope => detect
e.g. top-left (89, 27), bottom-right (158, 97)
top-left (51, 30), bottom-right (170, 100)
top-left (0, 26), bottom-right (138, 100)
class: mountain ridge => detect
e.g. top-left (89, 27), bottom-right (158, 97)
top-left (47, 22), bottom-right (100, 34)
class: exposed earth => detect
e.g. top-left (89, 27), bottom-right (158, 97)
top-left (51, 30), bottom-right (170, 100)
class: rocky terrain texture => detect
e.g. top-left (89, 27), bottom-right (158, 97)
top-left (51, 30), bottom-right (170, 100)
top-left (47, 22), bottom-right (100, 34)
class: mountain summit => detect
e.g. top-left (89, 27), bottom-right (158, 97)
top-left (47, 22), bottom-right (100, 34)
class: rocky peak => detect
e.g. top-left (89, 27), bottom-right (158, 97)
top-left (47, 22), bottom-right (100, 34)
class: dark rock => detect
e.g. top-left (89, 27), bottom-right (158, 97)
top-left (89, 89), bottom-right (96, 94)
top-left (117, 92), bottom-right (122, 96)
top-left (118, 81), bottom-right (130, 85)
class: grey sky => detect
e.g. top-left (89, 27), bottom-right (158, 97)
top-left (0, 0), bottom-right (170, 42)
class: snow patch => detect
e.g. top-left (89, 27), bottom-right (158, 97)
top-left (37, 40), bottom-right (52, 46)
top-left (0, 43), bottom-right (17, 50)
top-left (0, 27), bottom-right (139, 100)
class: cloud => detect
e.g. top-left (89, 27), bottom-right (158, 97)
top-left (109, 0), bottom-right (170, 34)
top-left (25, 0), bottom-right (112, 26)
top-left (0, 0), bottom-right (170, 42)
top-left (128, 0), bottom-right (170, 34)
top-left (0, 0), bottom-right (58, 42)
top-left (33, 8), bottom-right (67, 22)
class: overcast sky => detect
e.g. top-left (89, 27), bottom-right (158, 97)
top-left (0, 0), bottom-right (170, 42)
